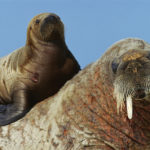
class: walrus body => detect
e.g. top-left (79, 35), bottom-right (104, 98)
top-left (0, 13), bottom-right (80, 126)
top-left (81, 38), bottom-right (150, 149)
top-left (40, 38), bottom-right (150, 149)
top-left (58, 38), bottom-right (150, 149)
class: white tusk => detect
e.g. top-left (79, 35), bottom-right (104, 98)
top-left (126, 96), bottom-right (133, 119)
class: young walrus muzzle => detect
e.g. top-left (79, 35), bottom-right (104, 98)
top-left (112, 49), bottom-right (150, 119)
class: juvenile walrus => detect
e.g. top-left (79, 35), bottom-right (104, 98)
top-left (0, 13), bottom-right (80, 126)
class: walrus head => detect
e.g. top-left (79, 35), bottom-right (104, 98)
top-left (111, 48), bottom-right (150, 119)
top-left (26, 13), bottom-right (64, 44)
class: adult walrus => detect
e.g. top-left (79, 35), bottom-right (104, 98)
top-left (0, 13), bottom-right (80, 126)
top-left (55, 38), bottom-right (150, 149)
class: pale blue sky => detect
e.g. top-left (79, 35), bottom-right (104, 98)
top-left (0, 0), bottom-right (150, 68)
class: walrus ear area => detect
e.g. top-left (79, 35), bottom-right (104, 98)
top-left (111, 58), bottom-right (119, 74)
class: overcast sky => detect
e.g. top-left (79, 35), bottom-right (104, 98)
top-left (0, 0), bottom-right (150, 68)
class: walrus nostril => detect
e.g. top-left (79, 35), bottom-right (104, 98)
top-left (136, 89), bottom-right (146, 99)
top-left (45, 15), bottom-right (57, 24)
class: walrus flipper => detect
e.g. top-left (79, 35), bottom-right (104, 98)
top-left (0, 89), bottom-right (29, 126)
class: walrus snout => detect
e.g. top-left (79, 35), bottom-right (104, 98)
top-left (37, 13), bottom-right (64, 41)
top-left (44, 15), bottom-right (58, 24)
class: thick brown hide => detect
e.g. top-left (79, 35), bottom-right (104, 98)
top-left (0, 38), bottom-right (150, 150)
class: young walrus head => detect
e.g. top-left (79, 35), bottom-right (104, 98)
top-left (110, 43), bottom-right (150, 119)
top-left (26, 13), bottom-right (64, 44)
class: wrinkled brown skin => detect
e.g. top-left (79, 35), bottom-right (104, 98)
top-left (1, 38), bottom-right (150, 150)
top-left (50, 38), bottom-right (150, 150)
top-left (0, 13), bottom-right (80, 126)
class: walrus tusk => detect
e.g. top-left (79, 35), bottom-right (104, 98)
top-left (126, 95), bottom-right (133, 119)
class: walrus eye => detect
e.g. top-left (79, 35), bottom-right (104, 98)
top-left (111, 60), bottom-right (119, 74)
top-left (35, 19), bottom-right (40, 24)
